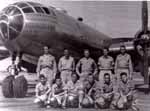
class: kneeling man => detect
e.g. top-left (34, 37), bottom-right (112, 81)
top-left (80, 80), bottom-right (95, 108)
top-left (94, 73), bottom-right (114, 109)
top-left (34, 75), bottom-right (51, 107)
top-left (112, 72), bottom-right (136, 110)
top-left (49, 78), bottom-right (67, 108)
top-left (65, 73), bottom-right (82, 108)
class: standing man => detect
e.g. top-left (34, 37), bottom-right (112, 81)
top-left (36, 46), bottom-right (57, 86)
top-left (76, 49), bottom-right (98, 82)
top-left (115, 45), bottom-right (133, 81)
top-left (98, 48), bottom-right (114, 84)
top-left (58, 49), bottom-right (75, 85)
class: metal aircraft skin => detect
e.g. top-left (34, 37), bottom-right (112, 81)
top-left (0, 1), bottom-right (145, 72)
top-left (0, 1), bottom-right (114, 66)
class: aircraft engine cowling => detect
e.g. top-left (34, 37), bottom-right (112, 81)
top-left (0, 6), bottom-right (24, 41)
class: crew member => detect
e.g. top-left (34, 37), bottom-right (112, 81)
top-left (111, 72), bottom-right (138, 110)
top-left (58, 49), bottom-right (75, 85)
top-left (34, 75), bottom-right (51, 107)
top-left (49, 78), bottom-right (67, 108)
top-left (36, 46), bottom-right (57, 86)
top-left (65, 73), bottom-right (83, 108)
top-left (80, 80), bottom-right (95, 108)
top-left (115, 45), bottom-right (133, 81)
top-left (76, 49), bottom-right (98, 82)
top-left (98, 47), bottom-right (114, 84)
top-left (94, 73), bottom-right (114, 109)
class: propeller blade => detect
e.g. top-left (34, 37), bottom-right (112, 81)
top-left (142, 1), bottom-right (148, 33)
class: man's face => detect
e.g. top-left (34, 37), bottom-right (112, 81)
top-left (104, 75), bottom-right (110, 83)
top-left (121, 74), bottom-right (127, 83)
top-left (88, 75), bottom-right (94, 84)
top-left (56, 79), bottom-right (62, 86)
top-left (64, 50), bottom-right (69, 57)
top-left (103, 49), bottom-right (108, 56)
top-left (84, 81), bottom-right (91, 89)
top-left (44, 46), bottom-right (49, 54)
top-left (40, 77), bottom-right (46, 85)
top-left (120, 47), bottom-right (126, 54)
top-left (84, 50), bottom-right (90, 58)
top-left (71, 74), bottom-right (77, 83)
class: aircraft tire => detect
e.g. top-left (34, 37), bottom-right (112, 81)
top-left (13, 75), bottom-right (28, 98)
top-left (2, 75), bottom-right (14, 98)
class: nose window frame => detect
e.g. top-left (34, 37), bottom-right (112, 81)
top-left (22, 7), bottom-right (34, 13)
top-left (34, 7), bottom-right (44, 13)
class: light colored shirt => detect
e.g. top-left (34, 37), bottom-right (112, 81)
top-left (98, 56), bottom-right (114, 70)
top-left (36, 54), bottom-right (57, 74)
top-left (115, 53), bottom-right (133, 73)
top-left (102, 82), bottom-right (113, 93)
top-left (76, 57), bottom-right (98, 75)
top-left (118, 80), bottom-right (133, 95)
top-left (35, 82), bottom-right (50, 96)
top-left (65, 80), bottom-right (82, 92)
top-left (58, 56), bottom-right (75, 71)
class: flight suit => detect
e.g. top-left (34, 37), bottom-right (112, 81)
top-left (76, 57), bottom-right (98, 82)
top-left (115, 53), bottom-right (133, 81)
top-left (36, 54), bottom-right (57, 86)
top-left (98, 56), bottom-right (114, 84)
top-left (58, 56), bottom-right (75, 85)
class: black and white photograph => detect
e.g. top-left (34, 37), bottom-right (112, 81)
top-left (0, 0), bottom-right (149, 111)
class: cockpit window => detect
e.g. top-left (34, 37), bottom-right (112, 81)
top-left (42, 7), bottom-right (50, 14)
top-left (15, 3), bottom-right (28, 8)
top-left (34, 7), bottom-right (44, 13)
top-left (22, 7), bottom-right (34, 13)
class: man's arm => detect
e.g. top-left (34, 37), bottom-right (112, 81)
top-left (58, 58), bottom-right (62, 72)
top-left (53, 57), bottom-right (57, 79)
top-left (45, 84), bottom-right (52, 95)
top-left (114, 56), bottom-right (118, 76)
top-left (93, 60), bottom-right (98, 75)
top-left (36, 57), bottom-right (41, 77)
top-left (72, 58), bottom-right (75, 72)
top-left (76, 60), bottom-right (81, 76)
top-left (128, 55), bottom-right (133, 79)
top-left (97, 57), bottom-right (101, 67)
top-left (35, 85), bottom-right (40, 97)
top-left (111, 57), bottom-right (115, 69)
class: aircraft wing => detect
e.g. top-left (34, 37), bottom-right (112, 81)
top-left (109, 38), bottom-right (134, 52)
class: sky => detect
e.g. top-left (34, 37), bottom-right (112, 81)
top-left (0, 0), bottom-right (149, 38)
